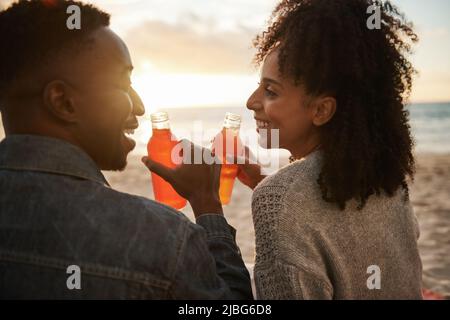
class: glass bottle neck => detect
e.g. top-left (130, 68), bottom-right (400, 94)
top-left (151, 112), bottom-right (171, 131)
top-left (152, 121), bottom-right (170, 131)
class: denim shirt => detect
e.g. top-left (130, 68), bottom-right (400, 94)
top-left (0, 135), bottom-right (252, 299)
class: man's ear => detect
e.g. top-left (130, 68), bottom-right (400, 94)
top-left (42, 80), bottom-right (78, 123)
top-left (312, 96), bottom-right (336, 126)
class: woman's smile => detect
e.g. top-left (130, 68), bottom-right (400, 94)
top-left (255, 118), bottom-right (272, 132)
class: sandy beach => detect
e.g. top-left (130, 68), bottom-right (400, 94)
top-left (104, 151), bottom-right (450, 297)
top-left (409, 154), bottom-right (450, 296)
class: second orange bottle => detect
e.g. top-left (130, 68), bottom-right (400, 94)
top-left (212, 113), bottom-right (244, 205)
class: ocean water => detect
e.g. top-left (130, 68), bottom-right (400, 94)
top-left (1, 103), bottom-right (450, 154)
top-left (408, 102), bottom-right (450, 153)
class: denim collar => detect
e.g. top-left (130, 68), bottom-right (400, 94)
top-left (0, 134), bottom-right (109, 186)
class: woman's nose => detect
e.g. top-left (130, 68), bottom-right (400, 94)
top-left (246, 89), bottom-right (262, 111)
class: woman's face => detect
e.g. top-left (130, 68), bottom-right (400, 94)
top-left (246, 50), bottom-right (319, 155)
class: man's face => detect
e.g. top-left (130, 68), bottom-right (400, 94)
top-left (68, 27), bottom-right (144, 170)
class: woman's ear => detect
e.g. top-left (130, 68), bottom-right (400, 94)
top-left (312, 96), bottom-right (336, 126)
top-left (42, 80), bottom-right (78, 123)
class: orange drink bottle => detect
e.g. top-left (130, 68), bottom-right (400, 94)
top-left (212, 113), bottom-right (243, 205)
top-left (147, 112), bottom-right (187, 210)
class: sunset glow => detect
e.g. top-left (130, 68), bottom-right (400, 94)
top-left (0, 0), bottom-right (448, 105)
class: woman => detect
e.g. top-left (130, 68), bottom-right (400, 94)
top-left (144, 0), bottom-right (423, 300)
top-left (235, 0), bottom-right (422, 299)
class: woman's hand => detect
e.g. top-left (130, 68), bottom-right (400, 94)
top-left (229, 145), bottom-right (265, 190)
top-left (142, 140), bottom-right (223, 218)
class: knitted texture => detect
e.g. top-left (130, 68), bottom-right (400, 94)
top-left (252, 151), bottom-right (423, 299)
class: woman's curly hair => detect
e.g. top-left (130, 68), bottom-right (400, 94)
top-left (254, 0), bottom-right (418, 210)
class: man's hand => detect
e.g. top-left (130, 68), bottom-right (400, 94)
top-left (142, 140), bottom-right (223, 218)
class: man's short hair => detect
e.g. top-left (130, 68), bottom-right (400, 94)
top-left (0, 0), bottom-right (110, 98)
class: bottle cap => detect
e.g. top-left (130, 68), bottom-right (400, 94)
top-left (223, 112), bottom-right (241, 129)
top-left (150, 111), bottom-right (169, 123)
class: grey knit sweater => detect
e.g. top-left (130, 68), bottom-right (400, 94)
top-left (252, 150), bottom-right (423, 299)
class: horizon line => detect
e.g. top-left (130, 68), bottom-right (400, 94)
top-left (150, 100), bottom-right (450, 110)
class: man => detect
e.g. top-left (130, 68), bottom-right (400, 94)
top-left (0, 0), bottom-right (252, 299)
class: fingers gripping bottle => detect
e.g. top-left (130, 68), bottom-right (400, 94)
top-left (147, 112), bottom-right (187, 209)
top-left (212, 113), bottom-right (244, 205)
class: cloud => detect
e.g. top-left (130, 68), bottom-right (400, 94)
top-left (0, 0), bottom-right (10, 10)
top-left (124, 18), bottom-right (259, 74)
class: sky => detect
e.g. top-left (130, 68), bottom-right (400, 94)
top-left (1, 0), bottom-right (449, 110)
